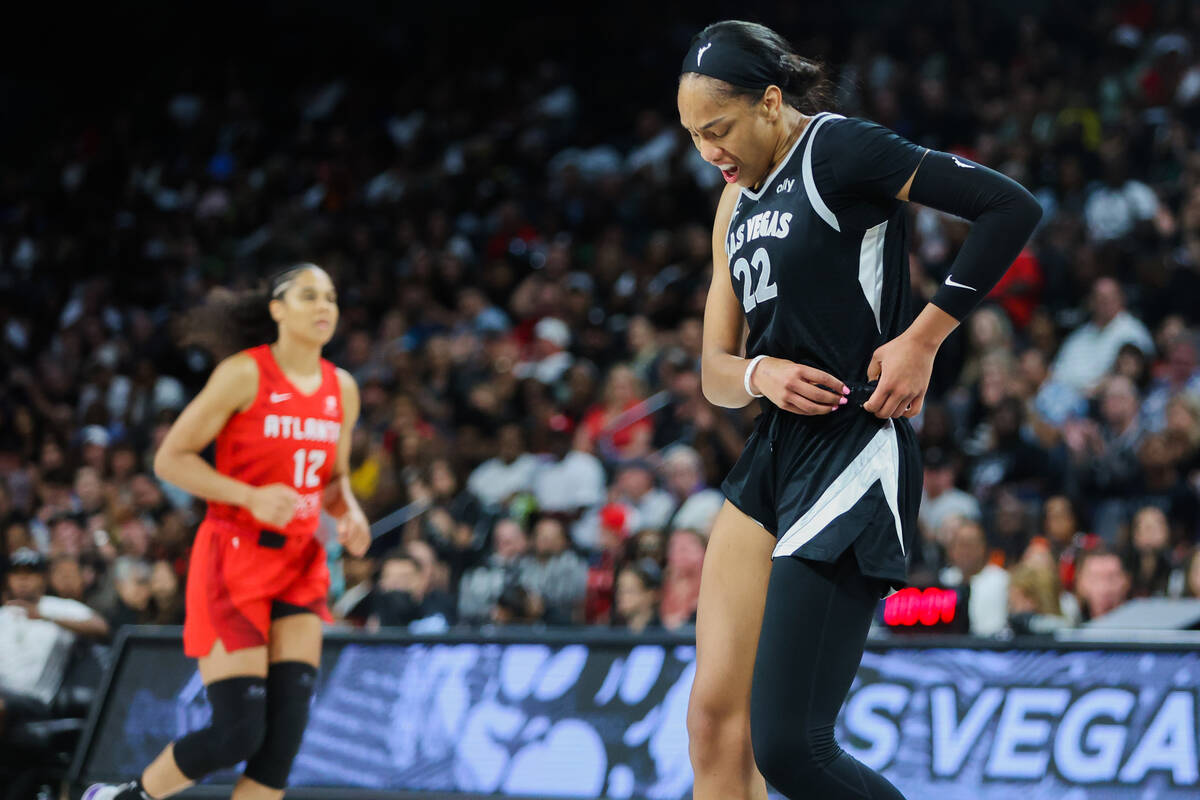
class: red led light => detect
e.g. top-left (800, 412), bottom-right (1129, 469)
top-left (884, 587), bottom-right (957, 627)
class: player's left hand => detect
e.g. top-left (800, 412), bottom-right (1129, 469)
top-left (337, 508), bottom-right (371, 557)
top-left (863, 332), bottom-right (938, 420)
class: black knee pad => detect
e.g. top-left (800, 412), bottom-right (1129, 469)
top-left (173, 676), bottom-right (267, 780)
top-left (242, 661), bottom-right (318, 789)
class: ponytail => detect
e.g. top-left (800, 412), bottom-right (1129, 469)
top-left (776, 52), bottom-right (830, 114)
top-left (175, 264), bottom-right (316, 360)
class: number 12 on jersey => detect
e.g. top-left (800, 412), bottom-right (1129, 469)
top-left (731, 247), bottom-right (778, 313)
top-left (292, 449), bottom-right (326, 489)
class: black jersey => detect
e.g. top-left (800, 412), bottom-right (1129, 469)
top-left (726, 112), bottom-right (927, 384)
top-left (720, 113), bottom-right (929, 588)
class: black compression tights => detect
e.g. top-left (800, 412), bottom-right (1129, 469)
top-left (750, 553), bottom-right (907, 800)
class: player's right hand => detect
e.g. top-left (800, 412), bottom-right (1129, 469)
top-left (752, 357), bottom-right (848, 415)
top-left (247, 483), bottom-right (301, 528)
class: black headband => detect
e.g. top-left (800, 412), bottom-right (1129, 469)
top-left (681, 35), bottom-right (780, 91)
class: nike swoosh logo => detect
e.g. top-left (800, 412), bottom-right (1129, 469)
top-left (951, 156), bottom-right (975, 169)
top-left (697, 43), bottom-right (712, 66)
top-left (270, 392), bottom-right (292, 403)
top-left (944, 275), bottom-right (976, 291)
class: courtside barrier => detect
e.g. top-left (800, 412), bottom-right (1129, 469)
top-left (70, 627), bottom-right (1200, 799)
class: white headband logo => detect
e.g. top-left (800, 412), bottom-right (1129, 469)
top-left (697, 43), bottom-right (713, 66)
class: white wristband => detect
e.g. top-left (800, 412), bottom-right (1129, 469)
top-left (744, 355), bottom-right (767, 398)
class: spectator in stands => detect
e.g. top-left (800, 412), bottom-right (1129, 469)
top-left (47, 555), bottom-right (87, 604)
top-left (1134, 433), bottom-right (1198, 539)
top-left (521, 515), bottom-right (587, 624)
top-left (961, 352), bottom-right (1020, 455)
top-left (515, 317), bottom-right (575, 385)
top-left (1047, 278), bottom-right (1155, 394)
top-left (403, 538), bottom-right (457, 624)
top-left (1084, 151), bottom-right (1167, 243)
top-left (1173, 549), bottom-right (1200, 599)
top-left (466, 424), bottom-right (539, 509)
top-left (1113, 342), bottom-right (1153, 395)
top-left (1067, 375), bottom-right (1146, 540)
top-left (490, 583), bottom-right (540, 626)
top-left (584, 503), bottom-right (630, 624)
top-left (1007, 563), bottom-right (1071, 634)
top-left (659, 444), bottom-right (723, 536)
top-left (47, 514), bottom-right (87, 559)
top-left (5, 522), bottom-right (33, 559)
top-left (608, 461), bottom-right (675, 534)
top-left (626, 315), bottom-right (662, 388)
top-left (659, 528), bottom-right (705, 630)
top-left (105, 557), bottom-right (153, 631)
top-left (1019, 538), bottom-right (1082, 623)
top-left (613, 559), bottom-right (663, 633)
top-left (72, 467), bottom-right (107, 518)
top-left (1040, 494), bottom-right (1090, 591)
top-left (1141, 339), bottom-right (1200, 432)
top-left (128, 473), bottom-right (171, 520)
top-left (1163, 394), bottom-right (1200, 477)
top-left (1125, 506), bottom-right (1173, 598)
top-left (583, 365), bottom-right (654, 460)
top-left (113, 513), bottom-right (154, 560)
top-left (920, 448), bottom-right (981, 545)
top-left (990, 490), bottom-right (1037, 566)
top-left (958, 307), bottom-right (1015, 389)
top-left (532, 417), bottom-right (606, 533)
top-left (148, 559), bottom-right (184, 625)
top-left (77, 426), bottom-right (111, 476)
top-left (458, 519), bottom-right (530, 625)
top-left (417, 459), bottom-right (487, 593)
top-left (0, 549), bottom-right (105, 762)
top-left (370, 550), bottom-right (449, 631)
top-left (2, 549), bottom-right (108, 640)
top-left (1075, 546), bottom-right (1133, 623)
top-left (940, 520), bottom-right (1009, 636)
top-left (629, 526), bottom-right (666, 567)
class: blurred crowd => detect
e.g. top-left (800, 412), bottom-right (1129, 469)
top-left (3, 5), bottom-right (1200, 752)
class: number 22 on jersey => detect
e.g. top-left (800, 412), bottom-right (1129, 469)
top-left (731, 247), bottom-right (778, 313)
top-left (292, 449), bottom-right (326, 488)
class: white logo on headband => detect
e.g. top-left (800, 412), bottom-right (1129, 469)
top-left (697, 43), bottom-right (713, 66)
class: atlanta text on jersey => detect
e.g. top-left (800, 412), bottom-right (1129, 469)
top-left (263, 414), bottom-right (341, 443)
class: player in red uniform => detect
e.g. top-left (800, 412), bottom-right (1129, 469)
top-left (85, 264), bottom-right (370, 800)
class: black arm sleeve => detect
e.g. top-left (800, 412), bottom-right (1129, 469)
top-left (908, 151), bottom-right (1043, 321)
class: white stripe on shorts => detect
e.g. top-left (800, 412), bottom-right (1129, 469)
top-left (772, 420), bottom-right (904, 559)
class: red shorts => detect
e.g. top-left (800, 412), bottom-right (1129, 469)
top-left (183, 518), bottom-right (332, 658)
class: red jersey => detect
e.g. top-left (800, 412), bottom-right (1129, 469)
top-left (205, 345), bottom-right (342, 537)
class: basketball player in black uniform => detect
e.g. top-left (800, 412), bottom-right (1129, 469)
top-left (678, 21), bottom-right (1041, 800)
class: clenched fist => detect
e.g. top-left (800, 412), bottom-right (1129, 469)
top-left (247, 483), bottom-right (301, 529)
top-left (337, 508), bottom-right (371, 557)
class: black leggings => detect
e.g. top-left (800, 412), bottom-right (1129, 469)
top-left (750, 552), bottom-right (906, 800)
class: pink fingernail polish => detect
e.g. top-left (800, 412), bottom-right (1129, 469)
top-left (839, 397), bottom-right (847, 405)
top-left (842, 386), bottom-right (850, 395)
